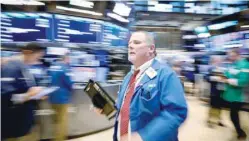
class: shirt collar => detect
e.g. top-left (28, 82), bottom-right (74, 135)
top-left (131, 58), bottom-right (155, 73)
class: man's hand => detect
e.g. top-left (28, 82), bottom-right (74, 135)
top-left (27, 87), bottom-right (44, 98)
top-left (120, 132), bottom-right (143, 141)
top-left (90, 105), bottom-right (104, 115)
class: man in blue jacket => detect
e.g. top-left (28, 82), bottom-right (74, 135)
top-left (96, 31), bottom-right (187, 141)
top-left (1, 43), bottom-right (45, 141)
top-left (48, 53), bottom-right (73, 141)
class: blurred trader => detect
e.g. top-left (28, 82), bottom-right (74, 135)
top-left (222, 49), bottom-right (249, 139)
top-left (48, 53), bottom-right (73, 141)
top-left (1, 43), bottom-right (45, 141)
top-left (204, 56), bottom-right (225, 127)
top-left (96, 31), bottom-right (187, 141)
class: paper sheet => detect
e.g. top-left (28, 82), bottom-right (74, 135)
top-left (30, 87), bottom-right (59, 100)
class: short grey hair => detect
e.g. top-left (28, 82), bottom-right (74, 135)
top-left (133, 31), bottom-right (155, 46)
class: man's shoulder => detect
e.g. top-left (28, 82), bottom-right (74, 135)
top-left (154, 60), bottom-right (174, 75)
top-left (2, 60), bottom-right (22, 70)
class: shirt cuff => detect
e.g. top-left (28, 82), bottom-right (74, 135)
top-left (11, 93), bottom-right (28, 104)
top-left (228, 79), bottom-right (238, 86)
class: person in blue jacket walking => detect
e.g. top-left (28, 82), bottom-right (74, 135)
top-left (48, 53), bottom-right (73, 141)
top-left (1, 43), bottom-right (45, 141)
top-left (95, 31), bottom-right (188, 141)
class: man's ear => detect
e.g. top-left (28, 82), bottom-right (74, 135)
top-left (149, 45), bottom-right (156, 55)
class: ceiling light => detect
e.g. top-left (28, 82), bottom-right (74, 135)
top-left (1, 0), bottom-right (45, 5)
top-left (1, 0), bottom-right (22, 5)
top-left (56, 6), bottom-right (102, 16)
top-left (107, 13), bottom-right (129, 23)
top-left (113, 3), bottom-right (132, 17)
top-left (241, 25), bottom-right (249, 28)
top-left (70, 0), bottom-right (94, 8)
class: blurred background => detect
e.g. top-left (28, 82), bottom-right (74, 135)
top-left (1, 0), bottom-right (249, 141)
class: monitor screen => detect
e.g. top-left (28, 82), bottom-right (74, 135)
top-left (102, 22), bottom-right (129, 47)
top-left (53, 14), bottom-right (102, 44)
top-left (0, 12), bottom-right (53, 42)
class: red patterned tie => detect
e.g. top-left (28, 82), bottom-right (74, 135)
top-left (120, 70), bottom-right (140, 136)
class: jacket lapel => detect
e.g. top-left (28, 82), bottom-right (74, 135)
top-left (134, 59), bottom-right (161, 92)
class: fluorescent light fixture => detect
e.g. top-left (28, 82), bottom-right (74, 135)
top-left (241, 25), bottom-right (249, 28)
top-left (113, 3), bottom-right (131, 17)
top-left (197, 33), bottom-right (211, 38)
top-left (23, 0), bottom-right (45, 5)
top-left (70, 0), bottom-right (94, 8)
top-left (182, 35), bottom-right (197, 39)
top-left (56, 6), bottom-right (102, 16)
top-left (1, 0), bottom-right (45, 5)
top-left (1, 0), bottom-right (23, 5)
top-left (107, 13), bottom-right (129, 23)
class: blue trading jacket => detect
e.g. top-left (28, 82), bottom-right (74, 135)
top-left (48, 62), bottom-right (73, 104)
top-left (113, 59), bottom-right (188, 141)
top-left (1, 60), bottom-right (36, 139)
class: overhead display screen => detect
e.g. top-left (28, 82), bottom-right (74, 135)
top-left (53, 14), bottom-right (102, 44)
top-left (102, 22), bottom-right (130, 47)
top-left (0, 12), bottom-right (53, 42)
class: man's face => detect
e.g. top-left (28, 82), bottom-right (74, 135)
top-left (227, 52), bottom-right (238, 62)
top-left (128, 32), bottom-right (153, 64)
top-left (30, 51), bottom-right (45, 63)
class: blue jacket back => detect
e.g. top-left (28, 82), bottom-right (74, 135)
top-left (48, 62), bottom-right (73, 104)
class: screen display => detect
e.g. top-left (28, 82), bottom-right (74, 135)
top-left (53, 14), bottom-right (102, 44)
top-left (102, 22), bottom-right (130, 47)
top-left (0, 12), bottom-right (53, 42)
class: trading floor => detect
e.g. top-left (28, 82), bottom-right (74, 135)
top-left (68, 97), bottom-right (249, 141)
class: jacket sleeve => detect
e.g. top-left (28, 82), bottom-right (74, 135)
top-left (62, 68), bottom-right (73, 91)
top-left (138, 71), bottom-right (188, 141)
top-left (204, 68), bottom-right (212, 83)
top-left (225, 62), bottom-right (249, 87)
top-left (237, 62), bottom-right (249, 87)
